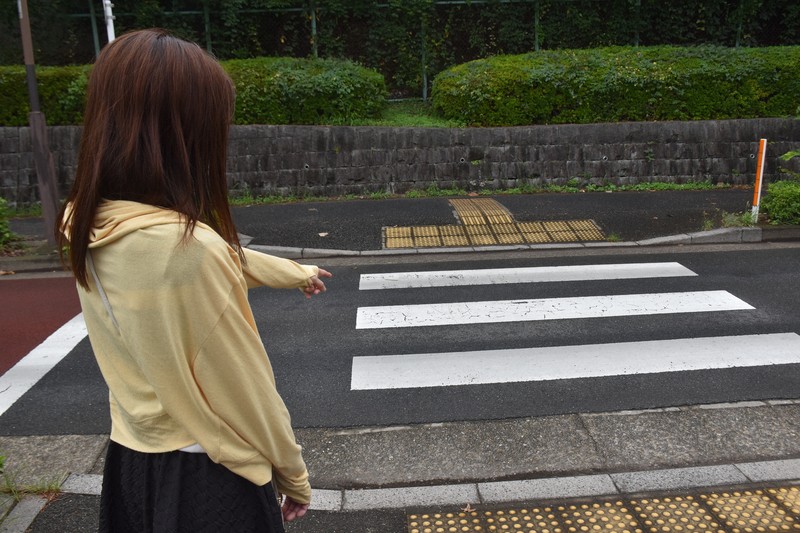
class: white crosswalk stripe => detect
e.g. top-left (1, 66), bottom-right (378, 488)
top-left (351, 333), bottom-right (800, 390)
top-left (358, 262), bottom-right (697, 290)
top-left (351, 262), bottom-right (789, 391)
top-left (355, 290), bottom-right (753, 329)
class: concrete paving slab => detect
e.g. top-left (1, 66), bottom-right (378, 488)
top-left (690, 228), bottom-right (744, 244)
top-left (343, 484), bottom-right (479, 511)
top-left (581, 406), bottom-right (800, 472)
top-left (478, 474), bottom-right (617, 504)
top-left (297, 415), bottom-right (604, 489)
top-left (611, 465), bottom-right (748, 493)
top-left (309, 488), bottom-right (342, 512)
top-left (741, 227), bottom-right (762, 242)
top-left (301, 248), bottom-right (361, 258)
top-left (0, 496), bottom-right (47, 533)
top-left (736, 458), bottom-right (800, 482)
top-left (636, 234), bottom-right (692, 245)
top-left (61, 474), bottom-right (101, 496)
top-left (0, 436), bottom-right (107, 488)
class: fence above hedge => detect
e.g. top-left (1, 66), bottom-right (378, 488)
top-left (432, 45), bottom-right (800, 127)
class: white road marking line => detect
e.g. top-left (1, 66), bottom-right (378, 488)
top-left (350, 333), bottom-right (800, 390)
top-left (0, 313), bottom-right (87, 416)
top-left (359, 262), bottom-right (697, 290)
top-left (355, 290), bottom-right (753, 329)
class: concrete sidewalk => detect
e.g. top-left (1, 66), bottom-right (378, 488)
top-left (2, 400), bottom-right (799, 532)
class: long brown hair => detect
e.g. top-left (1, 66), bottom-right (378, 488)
top-left (56, 28), bottom-right (240, 288)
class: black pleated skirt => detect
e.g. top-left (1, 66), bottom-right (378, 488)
top-left (99, 441), bottom-right (285, 533)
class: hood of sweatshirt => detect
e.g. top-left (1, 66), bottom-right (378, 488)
top-left (65, 200), bottom-right (188, 249)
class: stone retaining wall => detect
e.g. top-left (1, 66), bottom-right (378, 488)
top-left (2, 118), bottom-right (799, 205)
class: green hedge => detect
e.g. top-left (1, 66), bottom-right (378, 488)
top-left (432, 46), bottom-right (800, 127)
top-left (0, 65), bottom-right (90, 127)
top-left (0, 57), bottom-right (386, 126)
top-left (224, 57), bottom-right (386, 125)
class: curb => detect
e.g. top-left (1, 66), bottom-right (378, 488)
top-left (2, 226), bottom-right (797, 274)
top-left (32, 458), bottom-right (800, 513)
top-left (249, 226), bottom-right (782, 260)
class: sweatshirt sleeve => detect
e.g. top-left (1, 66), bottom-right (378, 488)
top-left (241, 248), bottom-right (318, 290)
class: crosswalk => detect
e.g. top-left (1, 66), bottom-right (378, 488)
top-left (350, 261), bottom-right (800, 391)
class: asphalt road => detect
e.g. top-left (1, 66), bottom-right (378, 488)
top-left (2, 243), bottom-right (798, 435)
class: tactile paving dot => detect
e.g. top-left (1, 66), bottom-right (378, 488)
top-left (632, 495), bottom-right (722, 532)
top-left (517, 222), bottom-right (546, 232)
top-left (559, 501), bottom-right (642, 533)
top-left (543, 221), bottom-right (572, 232)
top-left (414, 226), bottom-right (441, 237)
top-left (385, 226), bottom-right (412, 237)
top-left (385, 237), bottom-right (413, 248)
top-left (701, 490), bottom-right (797, 532)
top-left (767, 487), bottom-right (800, 515)
top-left (439, 226), bottom-right (467, 236)
top-left (523, 232), bottom-right (552, 243)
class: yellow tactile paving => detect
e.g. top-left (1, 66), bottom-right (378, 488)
top-left (632, 495), bottom-right (721, 532)
top-left (701, 490), bottom-right (797, 532)
top-left (382, 198), bottom-right (606, 248)
top-left (523, 232), bottom-right (553, 244)
top-left (770, 487), bottom-right (800, 515)
top-left (407, 486), bottom-right (800, 533)
top-left (385, 226), bottom-right (412, 238)
top-left (414, 226), bottom-right (440, 237)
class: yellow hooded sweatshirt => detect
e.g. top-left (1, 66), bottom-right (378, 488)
top-left (75, 199), bottom-right (317, 504)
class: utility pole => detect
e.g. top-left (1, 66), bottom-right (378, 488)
top-left (17, 0), bottom-right (59, 246)
top-left (101, 0), bottom-right (116, 42)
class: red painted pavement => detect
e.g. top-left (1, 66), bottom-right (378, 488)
top-left (0, 276), bottom-right (81, 376)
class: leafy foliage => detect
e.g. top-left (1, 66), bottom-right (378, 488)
top-left (0, 58), bottom-right (385, 126)
top-left (0, 198), bottom-right (17, 250)
top-left (225, 57), bottom-right (386, 124)
top-left (0, 65), bottom-right (90, 127)
top-left (2, 1), bottom-right (800, 97)
top-left (762, 179), bottom-right (800, 225)
top-left (431, 45), bottom-right (800, 126)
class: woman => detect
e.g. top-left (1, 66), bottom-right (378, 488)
top-left (56, 29), bottom-right (330, 532)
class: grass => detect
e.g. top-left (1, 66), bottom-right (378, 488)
top-left (343, 99), bottom-right (466, 128)
top-left (1, 471), bottom-right (64, 503)
top-left (229, 181), bottom-right (736, 206)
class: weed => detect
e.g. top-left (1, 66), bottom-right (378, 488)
top-left (1, 470), bottom-right (65, 503)
top-left (721, 210), bottom-right (756, 227)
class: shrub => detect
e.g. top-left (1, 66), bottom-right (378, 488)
top-left (431, 46), bottom-right (800, 126)
top-left (0, 198), bottom-right (16, 250)
top-left (0, 65), bottom-right (90, 127)
top-left (225, 57), bottom-right (387, 125)
top-left (762, 179), bottom-right (800, 225)
top-left (0, 58), bottom-right (385, 126)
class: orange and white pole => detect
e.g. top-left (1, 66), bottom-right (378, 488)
top-left (752, 138), bottom-right (767, 220)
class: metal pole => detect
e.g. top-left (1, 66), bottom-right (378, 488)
top-left (203, 2), bottom-right (213, 53)
top-left (310, 0), bottom-right (318, 58)
top-left (102, 0), bottom-right (115, 42)
top-left (88, 0), bottom-right (100, 57)
top-left (421, 19), bottom-right (428, 101)
top-left (752, 139), bottom-right (767, 220)
top-left (17, 0), bottom-right (59, 246)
